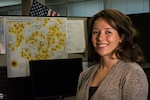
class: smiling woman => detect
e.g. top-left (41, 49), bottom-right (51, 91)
top-left (76, 9), bottom-right (149, 100)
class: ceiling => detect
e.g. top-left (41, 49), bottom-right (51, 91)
top-left (0, 0), bottom-right (21, 7)
top-left (0, 0), bottom-right (48, 7)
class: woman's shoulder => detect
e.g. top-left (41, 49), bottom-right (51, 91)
top-left (119, 60), bottom-right (146, 76)
top-left (119, 60), bottom-right (148, 87)
top-left (120, 60), bottom-right (143, 71)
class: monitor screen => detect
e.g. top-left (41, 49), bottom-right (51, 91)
top-left (29, 58), bottom-right (83, 100)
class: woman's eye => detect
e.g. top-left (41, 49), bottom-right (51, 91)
top-left (106, 31), bottom-right (111, 34)
top-left (92, 31), bottom-right (99, 34)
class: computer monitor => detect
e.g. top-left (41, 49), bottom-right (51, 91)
top-left (29, 58), bottom-right (83, 100)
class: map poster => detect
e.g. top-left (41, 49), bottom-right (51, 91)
top-left (4, 16), bottom-right (68, 77)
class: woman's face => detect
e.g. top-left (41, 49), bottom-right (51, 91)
top-left (92, 18), bottom-right (122, 58)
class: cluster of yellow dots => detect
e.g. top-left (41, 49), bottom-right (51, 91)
top-left (42, 17), bottom-right (51, 27)
top-left (8, 22), bottom-right (25, 51)
top-left (8, 18), bottom-right (66, 62)
top-left (56, 18), bottom-right (63, 25)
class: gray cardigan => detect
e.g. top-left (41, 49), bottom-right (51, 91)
top-left (76, 60), bottom-right (148, 100)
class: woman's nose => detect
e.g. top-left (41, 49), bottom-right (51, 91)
top-left (97, 32), bottom-right (105, 41)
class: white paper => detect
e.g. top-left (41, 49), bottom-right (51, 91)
top-left (82, 62), bottom-right (89, 70)
top-left (0, 16), bottom-right (5, 54)
top-left (67, 20), bottom-right (86, 53)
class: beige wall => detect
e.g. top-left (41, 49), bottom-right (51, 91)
top-left (0, 54), bottom-right (6, 66)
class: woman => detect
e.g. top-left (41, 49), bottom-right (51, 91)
top-left (76, 9), bottom-right (148, 100)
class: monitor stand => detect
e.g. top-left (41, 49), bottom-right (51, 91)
top-left (55, 96), bottom-right (64, 100)
top-left (37, 96), bottom-right (64, 100)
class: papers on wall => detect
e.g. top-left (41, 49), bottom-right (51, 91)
top-left (4, 16), bottom-right (68, 77)
top-left (82, 62), bottom-right (89, 70)
top-left (0, 17), bottom-right (5, 54)
top-left (67, 20), bottom-right (86, 53)
top-left (0, 16), bottom-right (87, 77)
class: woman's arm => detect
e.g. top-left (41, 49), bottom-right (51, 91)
top-left (122, 68), bottom-right (148, 100)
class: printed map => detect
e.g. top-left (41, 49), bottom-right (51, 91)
top-left (5, 17), bottom-right (67, 77)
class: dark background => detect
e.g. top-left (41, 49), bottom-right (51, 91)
top-left (128, 13), bottom-right (150, 63)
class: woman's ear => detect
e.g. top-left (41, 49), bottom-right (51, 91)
top-left (120, 34), bottom-right (124, 43)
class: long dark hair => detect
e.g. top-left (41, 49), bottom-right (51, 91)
top-left (88, 9), bottom-right (145, 67)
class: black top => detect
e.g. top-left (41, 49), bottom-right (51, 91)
top-left (89, 86), bottom-right (98, 100)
